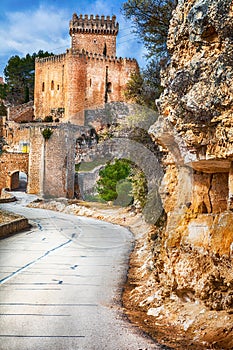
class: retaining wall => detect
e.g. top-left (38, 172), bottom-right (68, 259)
top-left (0, 218), bottom-right (30, 239)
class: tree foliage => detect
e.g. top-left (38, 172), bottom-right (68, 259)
top-left (0, 102), bottom-right (7, 116)
top-left (122, 0), bottom-right (176, 59)
top-left (122, 0), bottom-right (176, 108)
top-left (42, 128), bottom-right (53, 140)
top-left (4, 50), bottom-right (53, 105)
top-left (130, 168), bottom-right (148, 208)
top-left (0, 83), bottom-right (7, 100)
top-left (96, 158), bottom-right (148, 208)
top-left (124, 59), bottom-right (163, 109)
top-left (97, 159), bottom-right (131, 202)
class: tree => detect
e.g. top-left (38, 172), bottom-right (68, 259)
top-left (0, 102), bottom-right (7, 116)
top-left (97, 159), bottom-right (131, 202)
top-left (130, 168), bottom-right (148, 208)
top-left (124, 59), bottom-right (163, 109)
top-left (4, 50), bottom-right (53, 105)
top-left (122, 0), bottom-right (176, 107)
top-left (122, 0), bottom-right (176, 59)
top-left (0, 83), bottom-right (7, 100)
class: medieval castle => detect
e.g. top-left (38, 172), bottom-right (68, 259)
top-left (34, 14), bottom-right (138, 125)
top-left (0, 13), bottom-right (138, 198)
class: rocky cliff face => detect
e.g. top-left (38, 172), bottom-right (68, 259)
top-left (125, 1), bottom-right (233, 348)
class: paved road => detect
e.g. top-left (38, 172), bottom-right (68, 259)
top-left (0, 193), bottom-right (162, 350)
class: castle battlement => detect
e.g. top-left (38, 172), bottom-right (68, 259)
top-left (34, 13), bottom-right (138, 124)
top-left (69, 14), bottom-right (119, 35)
top-left (36, 49), bottom-right (137, 66)
top-left (73, 49), bottom-right (137, 64)
top-left (35, 53), bottom-right (67, 64)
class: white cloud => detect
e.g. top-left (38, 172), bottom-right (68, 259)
top-left (0, 1), bottom-right (146, 76)
top-left (0, 5), bottom-right (70, 58)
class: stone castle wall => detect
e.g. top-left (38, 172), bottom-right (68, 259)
top-left (34, 13), bottom-right (138, 125)
top-left (27, 125), bottom-right (76, 198)
top-left (3, 122), bottom-right (30, 153)
top-left (34, 51), bottom-right (138, 125)
top-left (0, 152), bottom-right (29, 192)
top-left (42, 125), bottom-right (76, 198)
top-left (69, 14), bottom-right (118, 57)
top-left (0, 123), bottom-right (76, 198)
top-left (8, 101), bottom-right (34, 122)
top-left (34, 54), bottom-right (67, 121)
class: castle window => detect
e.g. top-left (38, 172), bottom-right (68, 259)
top-left (90, 79), bottom-right (92, 87)
top-left (107, 82), bottom-right (112, 93)
top-left (57, 84), bottom-right (60, 90)
top-left (103, 43), bottom-right (107, 56)
top-left (42, 82), bottom-right (45, 92)
top-left (51, 80), bottom-right (54, 90)
top-left (94, 39), bottom-right (97, 43)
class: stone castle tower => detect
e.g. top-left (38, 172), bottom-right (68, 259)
top-left (70, 14), bottom-right (118, 56)
top-left (34, 14), bottom-right (138, 125)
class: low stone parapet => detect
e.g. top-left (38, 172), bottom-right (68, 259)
top-left (0, 217), bottom-right (30, 239)
top-left (0, 189), bottom-right (16, 203)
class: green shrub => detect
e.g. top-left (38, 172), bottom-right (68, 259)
top-left (42, 128), bottom-right (53, 140)
top-left (44, 115), bottom-right (53, 122)
top-left (97, 159), bottom-right (131, 202)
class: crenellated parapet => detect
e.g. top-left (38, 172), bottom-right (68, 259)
top-left (35, 53), bottom-right (67, 65)
top-left (69, 14), bottom-right (119, 36)
top-left (36, 49), bottom-right (137, 66)
top-left (73, 49), bottom-right (137, 64)
top-left (34, 12), bottom-right (138, 125)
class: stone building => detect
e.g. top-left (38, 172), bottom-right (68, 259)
top-left (34, 14), bottom-right (138, 125)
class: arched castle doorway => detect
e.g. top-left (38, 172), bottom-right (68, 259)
top-left (9, 171), bottom-right (28, 192)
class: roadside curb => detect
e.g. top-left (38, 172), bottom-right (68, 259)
top-left (0, 217), bottom-right (30, 239)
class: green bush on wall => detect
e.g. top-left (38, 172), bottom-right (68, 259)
top-left (44, 115), bottom-right (53, 122)
top-left (42, 128), bottom-right (53, 140)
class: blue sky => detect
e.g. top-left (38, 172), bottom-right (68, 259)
top-left (0, 0), bottom-right (147, 78)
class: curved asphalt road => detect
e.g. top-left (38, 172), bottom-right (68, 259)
top-left (0, 193), bottom-right (163, 350)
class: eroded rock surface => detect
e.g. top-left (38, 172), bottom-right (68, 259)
top-left (125, 0), bottom-right (233, 348)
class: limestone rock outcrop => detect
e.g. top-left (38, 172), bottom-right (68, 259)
top-left (125, 1), bottom-right (233, 348)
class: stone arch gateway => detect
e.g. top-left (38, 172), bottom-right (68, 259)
top-left (0, 124), bottom-right (76, 198)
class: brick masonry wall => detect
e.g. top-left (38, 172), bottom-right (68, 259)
top-left (0, 218), bottom-right (29, 238)
top-left (71, 33), bottom-right (117, 57)
top-left (4, 122), bottom-right (30, 152)
top-left (34, 53), bottom-right (138, 125)
top-left (27, 127), bottom-right (44, 194)
top-left (0, 152), bottom-right (29, 190)
top-left (34, 54), bottom-right (66, 120)
top-left (42, 124), bottom-right (76, 198)
top-left (8, 101), bottom-right (34, 122)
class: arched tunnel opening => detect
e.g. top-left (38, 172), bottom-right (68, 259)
top-left (10, 171), bottom-right (27, 192)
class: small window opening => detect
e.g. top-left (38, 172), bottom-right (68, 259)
top-left (51, 80), bottom-right (54, 90)
top-left (57, 84), bottom-right (60, 90)
top-left (103, 43), bottom-right (107, 56)
top-left (94, 39), bottom-right (97, 44)
top-left (107, 82), bottom-right (112, 93)
top-left (42, 82), bottom-right (45, 92)
top-left (90, 79), bottom-right (92, 87)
